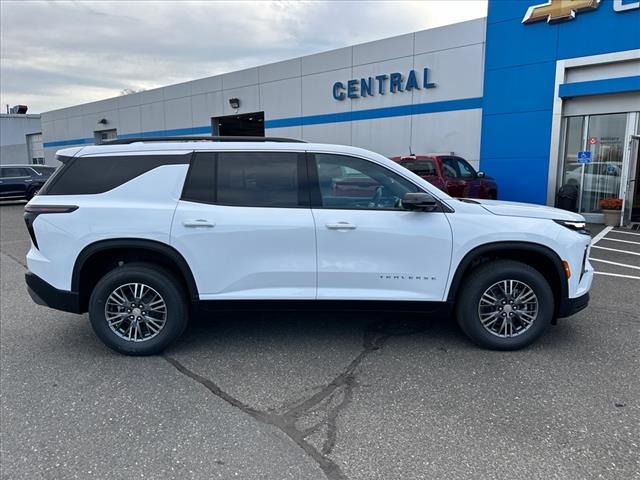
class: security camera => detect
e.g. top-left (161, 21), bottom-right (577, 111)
top-left (229, 98), bottom-right (240, 109)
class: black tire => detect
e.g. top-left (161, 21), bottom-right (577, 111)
top-left (88, 263), bottom-right (188, 355)
top-left (455, 260), bottom-right (553, 350)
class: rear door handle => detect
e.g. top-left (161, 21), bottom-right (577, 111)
top-left (326, 222), bottom-right (357, 230)
top-left (182, 219), bottom-right (215, 228)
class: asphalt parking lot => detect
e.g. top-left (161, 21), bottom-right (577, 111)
top-left (1, 201), bottom-right (639, 480)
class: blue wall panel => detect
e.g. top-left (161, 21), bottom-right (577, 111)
top-left (481, 111), bottom-right (553, 159)
top-left (481, 157), bottom-right (550, 204)
top-left (483, 62), bottom-right (556, 115)
top-left (481, 0), bottom-right (640, 205)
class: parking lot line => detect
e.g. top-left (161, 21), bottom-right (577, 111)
top-left (591, 245), bottom-right (640, 256)
top-left (594, 271), bottom-right (640, 280)
top-left (589, 258), bottom-right (640, 270)
top-left (610, 229), bottom-right (640, 237)
top-left (600, 237), bottom-right (640, 245)
top-left (591, 226), bottom-right (613, 245)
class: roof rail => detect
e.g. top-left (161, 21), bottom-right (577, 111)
top-left (102, 136), bottom-right (306, 145)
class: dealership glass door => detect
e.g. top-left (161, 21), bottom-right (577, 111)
top-left (560, 113), bottom-right (628, 217)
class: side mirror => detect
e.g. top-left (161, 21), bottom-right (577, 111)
top-left (476, 171), bottom-right (486, 178)
top-left (402, 192), bottom-right (438, 212)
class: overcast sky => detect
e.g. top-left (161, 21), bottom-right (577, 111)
top-left (0, 0), bottom-right (487, 114)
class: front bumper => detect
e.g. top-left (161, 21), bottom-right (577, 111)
top-left (557, 292), bottom-right (590, 319)
top-left (25, 271), bottom-right (81, 314)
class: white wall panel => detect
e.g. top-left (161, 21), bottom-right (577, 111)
top-left (140, 102), bottom-right (165, 132)
top-left (222, 67), bottom-right (259, 89)
top-left (351, 116), bottom-right (412, 157)
top-left (302, 123), bottom-right (351, 145)
top-left (191, 92), bottom-right (224, 127)
top-left (222, 85), bottom-right (260, 116)
top-left (412, 44), bottom-right (484, 103)
top-left (353, 33), bottom-right (413, 66)
top-left (164, 97), bottom-right (193, 130)
top-left (190, 75), bottom-right (223, 95)
top-left (260, 78), bottom-right (302, 119)
top-left (163, 82), bottom-right (193, 101)
top-left (139, 88), bottom-right (164, 105)
top-left (414, 18), bottom-right (485, 54)
top-left (565, 58), bottom-right (640, 83)
top-left (265, 125), bottom-right (302, 139)
top-left (410, 109), bottom-right (482, 165)
top-left (302, 68), bottom-right (352, 116)
top-left (260, 58), bottom-right (301, 83)
top-left (117, 92), bottom-right (142, 109)
top-left (301, 47), bottom-right (352, 75)
top-left (118, 106), bottom-right (142, 135)
top-left (66, 116), bottom-right (85, 139)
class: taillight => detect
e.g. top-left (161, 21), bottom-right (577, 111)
top-left (24, 205), bottom-right (78, 249)
top-left (24, 205), bottom-right (78, 214)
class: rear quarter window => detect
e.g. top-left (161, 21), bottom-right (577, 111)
top-left (40, 153), bottom-right (191, 195)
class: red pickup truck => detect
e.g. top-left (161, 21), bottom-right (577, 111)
top-left (390, 154), bottom-right (498, 199)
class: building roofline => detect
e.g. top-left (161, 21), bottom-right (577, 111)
top-left (0, 114), bottom-right (41, 119)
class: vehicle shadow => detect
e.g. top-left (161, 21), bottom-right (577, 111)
top-left (172, 308), bottom-right (467, 355)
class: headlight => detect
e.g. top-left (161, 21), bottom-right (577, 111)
top-left (554, 219), bottom-right (590, 235)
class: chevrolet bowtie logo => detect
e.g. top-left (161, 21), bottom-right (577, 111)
top-left (522, 0), bottom-right (601, 24)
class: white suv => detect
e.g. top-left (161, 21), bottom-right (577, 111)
top-left (24, 137), bottom-right (593, 355)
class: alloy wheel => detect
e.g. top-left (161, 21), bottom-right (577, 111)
top-left (104, 283), bottom-right (167, 342)
top-left (477, 279), bottom-right (538, 338)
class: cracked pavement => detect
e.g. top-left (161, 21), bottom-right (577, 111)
top-left (1, 201), bottom-right (639, 479)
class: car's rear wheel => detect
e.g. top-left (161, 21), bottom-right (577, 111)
top-left (455, 260), bottom-right (553, 350)
top-left (88, 263), bottom-right (188, 355)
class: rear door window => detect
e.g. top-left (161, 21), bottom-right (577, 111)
top-left (181, 151), bottom-right (307, 208)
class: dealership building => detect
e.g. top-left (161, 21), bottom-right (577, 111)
top-left (41, 0), bottom-right (640, 223)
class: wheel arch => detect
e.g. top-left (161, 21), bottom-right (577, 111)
top-left (446, 241), bottom-right (568, 319)
top-left (72, 239), bottom-right (199, 312)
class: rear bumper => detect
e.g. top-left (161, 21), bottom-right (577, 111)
top-left (557, 292), bottom-right (590, 319)
top-left (25, 271), bottom-right (81, 314)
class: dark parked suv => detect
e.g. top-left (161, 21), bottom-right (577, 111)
top-left (391, 154), bottom-right (498, 199)
top-left (0, 165), bottom-right (55, 200)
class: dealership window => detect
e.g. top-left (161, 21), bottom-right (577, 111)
top-left (560, 113), bottom-right (627, 214)
top-left (314, 153), bottom-right (419, 210)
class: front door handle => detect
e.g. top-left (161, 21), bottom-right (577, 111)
top-left (182, 219), bottom-right (215, 228)
top-left (326, 222), bottom-right (357, 230)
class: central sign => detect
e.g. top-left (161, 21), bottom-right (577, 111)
top-left (332, 68), bottom-right (436, 101)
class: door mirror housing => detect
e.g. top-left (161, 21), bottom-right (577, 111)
top-left (476, 171), bottom-right (486, 178)
top-left (402, 192), bottom-right (438, 212)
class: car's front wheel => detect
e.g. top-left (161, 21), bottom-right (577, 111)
top-left (456, 260), bottom-right (553, 350)
top-left (88, 263), bottom-right (188, 355)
